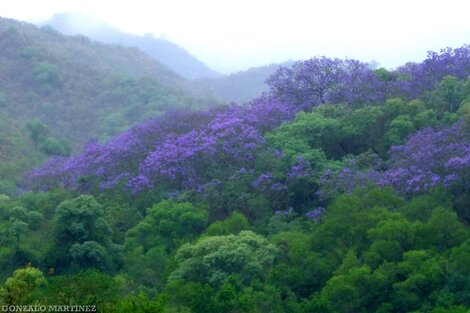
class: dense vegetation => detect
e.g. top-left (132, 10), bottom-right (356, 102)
top-left (1, 31), bottom-right (469, 313)
top-left (0, 17), bottom-right (217, 191)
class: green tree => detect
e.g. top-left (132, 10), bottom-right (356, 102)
top-left (392, 250), bottom-right (445, 312)
top-left (30, 61), bottom-right (62, 95)
top-left (39, 137), bottom-right (71, 156)
top-left (8, 219), bottom-right (29, 254)
top-left (169, 231), bottom-right (278, 286)
top-left (39, 270), bottom-right (119, 312)
top-left (7, 206), bottom-right (43, 253)
top-left (113, 292), bottom-right (164, 313)
top-left (428, 76), bottom-right (468, 113)
top-left (1, 266), bottom-right (46, 305)
top-left (48, 195), bottom-right (118, 272)
top-left (125, 200), bottom-right (207, 252)
top-left (204, 212), bottom-right (250, 236)
top-left (384, 115), bottom-right (415, 146)
top-left (270, 231), bottom-right (332, 298)
top-left (25, 120), bottom-right (51, 147)
top-left (321, 266), bottom-right (388, 313)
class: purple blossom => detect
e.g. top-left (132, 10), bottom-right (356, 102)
top-left (28, 97), bottom-right (296, 194)
top-left (274, 207), bottom-right (294, 216)
top-left (287, 157), bottom-right (311, 180)
top-left (270, 183), bottom-right (288, 191)
top-left (321, 121), bottom-right (470, 197)
top-left (251, 172), bottom-right (276, 189)
top-left (305, 207), bottom-right (326, 221)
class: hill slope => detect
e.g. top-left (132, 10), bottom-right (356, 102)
top-left (43, 12), bottom-right (220, 79)
top-left (195, 62), bottom-right (293, 103)
top-left (0, 17), bottom-right (217, 187)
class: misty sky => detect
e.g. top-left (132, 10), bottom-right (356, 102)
top-left (1, 0), bottom-right (470, 73)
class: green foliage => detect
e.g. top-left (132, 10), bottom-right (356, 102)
top-left (1, 266), bottom-right (46, 305)
top-left (47, 195), bottom-right (119, 272)
top-left (26, 120), bottom-right (51, 146)
top-left (169, 231), bottom-right (278, 286)
top-left (1, 23), bottom-right (470, 311)
top-left (39, 137), bottom-right (71, 156)
top-left (37, 270), bottom-right (120, 312)
top-left (0, 17), bottom-right (218, 185)
top-left (270, 231), bottom-right (332, 298)
top-left (267, 110), bottom-right (342, 161)
top-left (125, 200), bottom-right (207, 252)
top-left (374, 67), bottom-right (397, 82)
top-left (113, 292), bottom-right (164, 313)
top-left (30, 61), bottom-right (62, 94)
top-left (204, 212), bottom-right (250, 236)
top-left (426, 76), bottom-right (469, 113)
top-left (4, 206), bottom-right (43, 253)
top-left (321, 265), bottom-right (388, 313)
top-left (385, 114), bottom-right (415, 146)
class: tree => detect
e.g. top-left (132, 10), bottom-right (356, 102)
top-left (26, 120), bottom-right (51, 147)
top-left (1, 266), bottom-right (46, 305)
top-left (270, 231), bottom-right (331, 298)
top-left (39, 137), bottom-right (71, 156)
top-left (48, 195), bottom-right (118, 271)
top-left (125, 200), bottom-right (207, 252)
top-left (169, 231), bottom-right (278, 286)
top-left (320, 266), bottom-right (388, 313)
top-left (204, 212), bottom-right (250, 236)
top-left (8, 219), bottom-right (29, 254)
top-left (266, 57), bottom-right (384, 108)
top-left (7, 206), bottom-right (43, 253)
top-left (39, 270), bottom-right (119, 310)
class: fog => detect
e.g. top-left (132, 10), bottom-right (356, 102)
top-left (1, 0), bottom-right (470, 73)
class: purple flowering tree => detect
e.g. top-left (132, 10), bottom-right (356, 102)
top-left (382, 122), bottom-right (470, 194)
top-left (394, 45), bottom-right (470, 99)
top-left (266, 57), bottom-right (384, 108)
top-left (320, 122), bottom-right (470, 199)
top-left (267, 45), bottom-right (470, 108)
top-left (28, 97), bottom-right (297, 195)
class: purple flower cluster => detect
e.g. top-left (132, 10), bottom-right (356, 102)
top-left (274, 207), bottom-right (294, 216)
top-left (305, 207), bottom-right (326, 221)
top-left (395, 45), bottom-right (470, 98)
top-left (29, 45), bottom-right (470, 197)
top-left (381, 122), bottom-right (470, 193)
top-left (267, 45), bottom-right (470, 108)
top-left (287, 157), bottom-right (311, 180)
top-left (29, 98), bottom-right (297, 194)
top-left (321, 122), bottom-right (470, 196)
top-left (267, 57), bottom-right (385, 108)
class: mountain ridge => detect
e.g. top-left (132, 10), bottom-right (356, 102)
top-left (195, 61), bottom-right (294, 103)
top-left (42, 12), bottom-right (220, 79)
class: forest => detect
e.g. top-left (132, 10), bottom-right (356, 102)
top-left (0, 17), bottom-right (469, 313)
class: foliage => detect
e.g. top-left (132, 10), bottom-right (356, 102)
top-left (169, 231), bottom-right (278, 286)
top-left (2, 37), bottom-right (470, 312)
top-left (47, 195), bottom-right (120, 272)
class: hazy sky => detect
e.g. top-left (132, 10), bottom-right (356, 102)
top-left (1, 0), bottom-right (470, 73)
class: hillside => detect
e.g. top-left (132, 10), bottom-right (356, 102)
top-left (0, 12), bottom-right (469, 311)
top-left (3, 45), bottom-right (468, 312)
top-left (43, 12), bottom-right (220, 79)
top-left (0, 17), bottom-right (217, 188)
top-left (195, 61), bottom-right (293, 103)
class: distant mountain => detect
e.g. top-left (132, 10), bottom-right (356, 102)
top-left (195, 61), bottom-right (293, 103)
top-left (0, 17), bottom-right (217, 186)
top-left (42, 12), bottom-right (220, 79)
